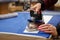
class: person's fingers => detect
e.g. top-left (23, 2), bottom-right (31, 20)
top-left (39, 24), bottom-right (49, 28)
top-left (38, 24), bottom-right (52, 31)
top-left (38, 24), bottom-right (46, 30)
top-left (39, 24), bottom-right (52, 28)
top-left (38, 26), bottom-right (48, 30)
top-left (38, 27), bottom-right (52, 34)
top-left (35, 7), bottom-right (40, 12)
top-left (30, 3), bottom-right (40, 12)
top-left (30, 7), bottom-right (36, 12)
top-left (36, 6), bottom-right (41, 12)
top-left (30, 5), bottom-right (37, 10)
top-left (40, 29), bottom-right (50, 31)
top-left (44, 31), bottom-right (52, 33)
top-left (30, 3), bottom-right (41, 12)
top-left (38, 26), bottom-right (51, 31)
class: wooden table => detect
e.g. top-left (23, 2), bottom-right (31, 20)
top-left (0, 2), bottom-right (10, 14)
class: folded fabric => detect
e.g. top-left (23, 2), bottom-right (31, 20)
top-left (0, 13), bottom-right (18, 19)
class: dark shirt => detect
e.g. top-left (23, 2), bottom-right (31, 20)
top-left (56, 22), bottom-right (60, 35)
top-left (38, 0), bottom-right (58, 10)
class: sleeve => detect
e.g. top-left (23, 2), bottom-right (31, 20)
top-left (56, 23), bottom-right (60, 36)
top-left (38, 0), bottom-right (58, 10)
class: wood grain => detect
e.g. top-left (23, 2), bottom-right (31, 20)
top-left (0, 34), bottom-right (51, 40)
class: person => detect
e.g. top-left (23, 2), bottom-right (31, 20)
top-left (30, 0), bottom-right (59, 37)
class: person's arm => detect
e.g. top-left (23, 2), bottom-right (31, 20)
top-left (38, 0), bottom-right (58, 10)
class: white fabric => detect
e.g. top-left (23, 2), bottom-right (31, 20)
top-left (0, 13), bottom-right (18, 19)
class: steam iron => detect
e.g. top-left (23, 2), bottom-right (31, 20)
top-left (26, 10), bottom-right (45, 32)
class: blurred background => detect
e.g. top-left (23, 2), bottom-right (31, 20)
top-left (0, 0), bottom-right (60, 14)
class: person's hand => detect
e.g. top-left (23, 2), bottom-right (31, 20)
top-left (27, 3), bottom-right (41, 12)
top-left (38, 24), bottom-right (58, 36)
top-left (30, 3), bottom-right (41, 12)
